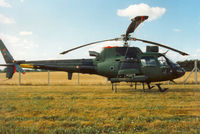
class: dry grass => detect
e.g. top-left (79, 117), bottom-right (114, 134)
top-left (0, 71), bottom-right (200, 86)
top-left (0, 72), bottom-right (107, 86)
top-left (0, 72), bottom-right (200, 134)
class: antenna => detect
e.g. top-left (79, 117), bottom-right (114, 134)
top-left (184, 60), bottom-right (200, 84)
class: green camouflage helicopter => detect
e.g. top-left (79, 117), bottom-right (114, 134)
top-left (0, 16), bottom-right (188, 92)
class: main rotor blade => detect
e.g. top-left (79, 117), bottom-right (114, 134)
top-left (60, 38), bottom-right (120, 55)
top-left (125, 16), bottom-right (148, 40)
top-left (132, 38), bottom-right (189, 56)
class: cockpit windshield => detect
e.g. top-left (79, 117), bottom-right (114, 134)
top-left (168, 59), bottom-right (181, 68)
top-left (158, 55), bottom-right (168, 67)
top-left (162, 55), bottom-right (180, 68)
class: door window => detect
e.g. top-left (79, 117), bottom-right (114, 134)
top-left (141, 56), bottom-right (157, 67)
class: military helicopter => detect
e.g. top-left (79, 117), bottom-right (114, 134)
top-left (0, 16), bottom-right (188, 92)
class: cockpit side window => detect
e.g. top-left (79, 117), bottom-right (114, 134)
top-left (158, 56), bottom-right (168, 67)
top-left (141, 56), bottom-right (157, 67)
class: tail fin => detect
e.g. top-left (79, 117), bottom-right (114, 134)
top-left (0, 39), bottom-right (14, 63)
top-left (0, 39), bottom-right (25, 79)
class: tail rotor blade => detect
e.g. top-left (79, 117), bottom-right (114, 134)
top-left (14, 63), bottom-right (26, 74)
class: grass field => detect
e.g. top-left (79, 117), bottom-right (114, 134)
top-left (0, 72), bottom-right (200, 134)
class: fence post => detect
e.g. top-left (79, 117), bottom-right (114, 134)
top-left (19, 72), bottom-right (21, 86)
top-left (48, 70), bottom-right (50, 86)
top-left (78, 73), bottom-right (80, 85)
top-left (184, 60), bottom-right (199, 84)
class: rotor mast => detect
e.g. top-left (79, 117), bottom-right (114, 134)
top-left (121, 34), bottom-right (131, 47)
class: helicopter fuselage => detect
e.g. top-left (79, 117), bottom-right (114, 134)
top-left (14, 46), bottom-right (185, 83)
top-left (94, 47), bottom-right (185, 83)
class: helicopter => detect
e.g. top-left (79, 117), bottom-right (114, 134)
top-left (0, 16), bottom-right (188, 92)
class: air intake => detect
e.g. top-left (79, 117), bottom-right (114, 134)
top-left (146, 46), bottom-right (159, 53)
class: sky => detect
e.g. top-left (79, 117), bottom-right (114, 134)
top-left (0, 0), bottom-right (200, 66)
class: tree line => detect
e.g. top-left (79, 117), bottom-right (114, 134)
top-left (177, 60), bottom-right (200, 71)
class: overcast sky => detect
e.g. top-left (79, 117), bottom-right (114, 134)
top-left (0, 0), bottom-right (200, 65)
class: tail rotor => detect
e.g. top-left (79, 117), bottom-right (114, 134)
top-left (0, 39), bottom-right (25, 79)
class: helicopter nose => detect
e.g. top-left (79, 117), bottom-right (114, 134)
top-left (175, 67), bottom-right (185, 78)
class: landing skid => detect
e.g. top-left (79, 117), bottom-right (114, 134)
top-left (155, 84), bottom-right (168, 92)
top-left (147, 83), bottom-right (155, 90)
top-left (147, 83), bottom-right (168, 92)
top-left (140, 82), bottom-right (168, 92)
top-left (111, 83), bottom-right (117, 93)
top-left (111, 82), bottom-right (168, 93)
